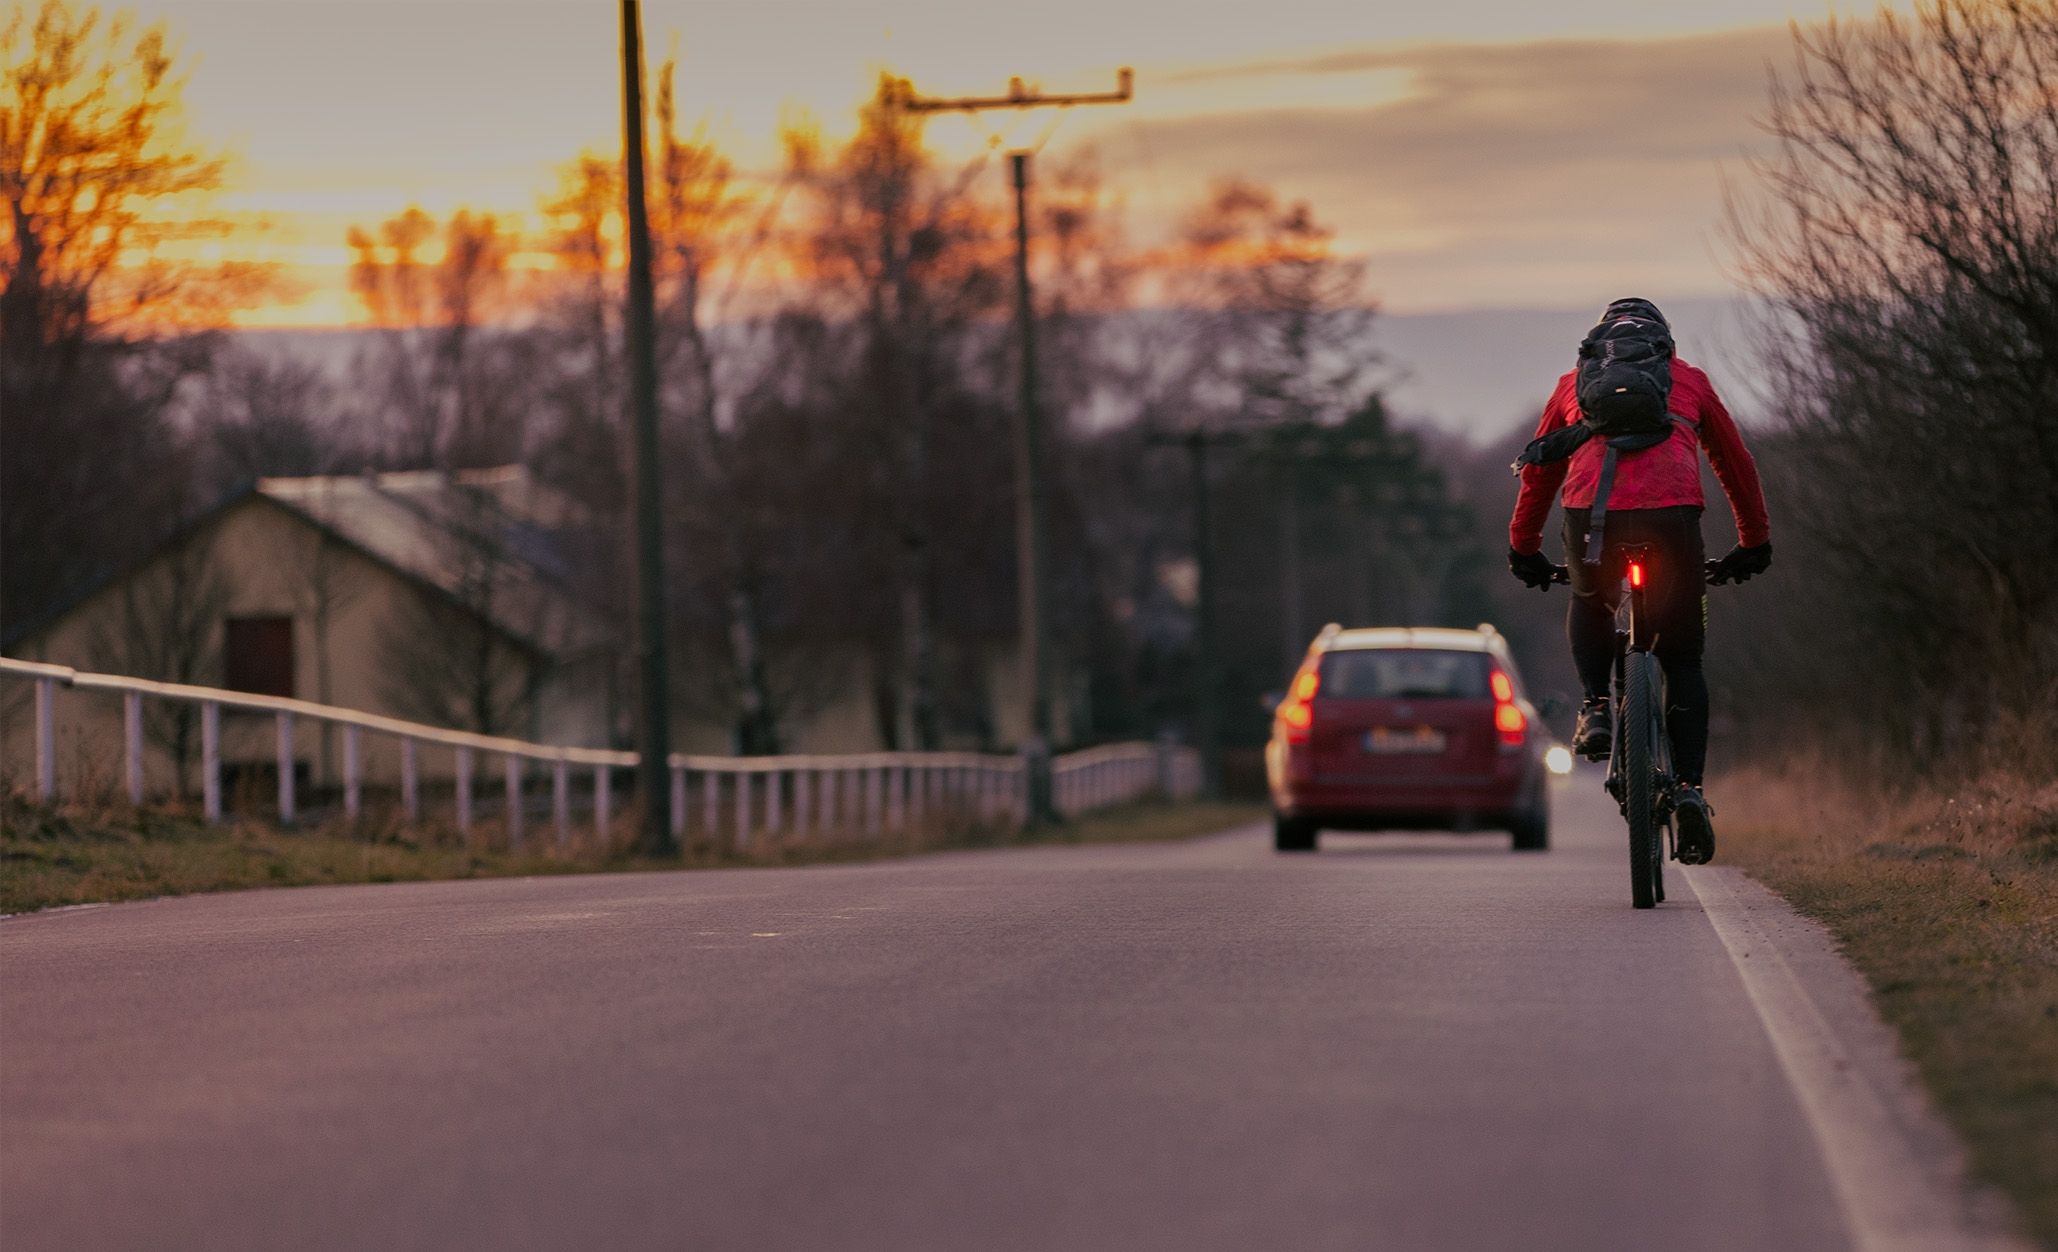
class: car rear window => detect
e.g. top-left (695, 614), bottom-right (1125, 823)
top-left (1317, 649), bottom-right (1492, 700)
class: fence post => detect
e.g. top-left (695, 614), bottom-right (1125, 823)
top-left (820, 767), bottom-right (837, 833)
top-left (766, 769), bottom-right (783, 835)
top-left (554, 758), bottom-right (570, 847)
top-left (794, 765), bottom-right (812, 834)
top-left (505, 755), bottom-right (523, 849)
top-left (401, 737), bottom-right (419, 821)
top-left (703, 770), bottom-right (721, 846)
top-left (594, 763), bottom-right (611, 839)
top-left (910, 764), bottom-right (926, 829)
top-left (866, 766), bottom-right (884, 836)
top-left (123, 690), bottom-right (144, 806)
top-left (202, 700), bottom-right (222, 822)
top-left (455, 746), bottom-right (473, 834)
top-left (276, 711), bottom-right (296, 823)
top-left (885, 765), bottom-right (904, 833)
top-left (343, 724), bottom-right (362, 820)
top-left (671, 763), bottom-right (687, 840)
top-left (34, 676), bottom-right (56, 802)
top-left (731, 770), bottom-right (751, 850)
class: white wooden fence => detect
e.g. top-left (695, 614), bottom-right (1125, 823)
top-left (1, 657), bottom-right (1201, 848)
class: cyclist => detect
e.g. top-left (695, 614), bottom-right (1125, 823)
top-left (1505, 298), bottom-right (1771, 863)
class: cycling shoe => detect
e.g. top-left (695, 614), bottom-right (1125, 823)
top-left (1573, 697), bottom-right (1612, 759)
top-left (1674, 785), bottom-right (1716, 865)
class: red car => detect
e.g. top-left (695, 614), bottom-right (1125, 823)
top-left (1265, 624), bottom-right (1551, 853)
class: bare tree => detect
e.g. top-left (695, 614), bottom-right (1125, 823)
top-left (1727, 0), bottom-right (2058, 773)
top-left (1, 0), bottom-right (261, 632)
top-left (778, 80), bottom-right (1010, 749)
top-left (347, 206), bottom-right (524, 468)
top-left (376, 483), bottom-right (552, 737)
top-left (190, 344), bottom-right (349, 490)
top-left (279, 485), bottom-right (366, 783)
top-left (86, 538), bottom-right (235, 795)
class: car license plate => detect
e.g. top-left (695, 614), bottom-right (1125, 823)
top-left (1367, 726), bottom-right (1446, 754)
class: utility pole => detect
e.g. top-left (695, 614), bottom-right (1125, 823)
top-left (1276, 456), bottom-right (1304, 677)
top-left (1186, 432), bottom-right (1223, 800)
top-left (1146, 427), bottom-right (1236, 800)
top-left (619, 0), bottom-right (672, 853)
top-left (891, 68), bottom-right (1132, 823)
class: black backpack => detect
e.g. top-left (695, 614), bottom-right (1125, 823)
top-left (1512, 315), bottom-right (1687, 564)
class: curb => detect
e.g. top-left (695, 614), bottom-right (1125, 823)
top-left (1681, 864), bottom-right (2032, 1252)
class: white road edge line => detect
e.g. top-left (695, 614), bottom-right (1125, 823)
top-left (1680, 865), bottom-right (2026, 1252)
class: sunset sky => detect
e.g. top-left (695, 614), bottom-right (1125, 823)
top-left (125, 0), bottom-right (1885, 327)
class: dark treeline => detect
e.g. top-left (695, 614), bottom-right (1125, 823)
top-left (1715, 0), bottom-right (2058, 782)
top-left (2, 1), bottom-right (1497, 762)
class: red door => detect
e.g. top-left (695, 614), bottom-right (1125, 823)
top-left (224, 616), bottom-right (295, 697)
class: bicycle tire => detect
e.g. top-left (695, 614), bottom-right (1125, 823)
top-left (1645, 658), bottom-right (1668, 904)
top-left (1624, 652), bottom-right (1659, 909)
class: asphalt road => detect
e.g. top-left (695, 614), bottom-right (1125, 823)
top-left (0, 780), bottom-right (1960, 1251)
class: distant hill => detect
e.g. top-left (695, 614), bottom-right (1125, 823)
top-left (237, 297), bottom-right (1765, 445)
top-left (1374, 297), bottom-right (1766, 441)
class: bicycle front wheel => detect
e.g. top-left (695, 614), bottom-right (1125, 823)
top-left (1623, 652), bottom-right (1662, 909)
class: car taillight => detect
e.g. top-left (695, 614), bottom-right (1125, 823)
top-left (1279, 669), bottom-right (1319, 743)
top-left (1491, 668), bottom-right (1525, 748)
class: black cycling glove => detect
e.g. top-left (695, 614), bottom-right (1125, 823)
top-left (1706, 542), bottom-right (1773, 585)
top-left (1508, 548), bottom-right (1568, 591)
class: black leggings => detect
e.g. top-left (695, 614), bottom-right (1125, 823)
top-left (1562, 506), bottom-right (1710, 784)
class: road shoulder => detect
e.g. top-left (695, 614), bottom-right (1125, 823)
top-left (1683, 865), bottom-right (2032, 1252)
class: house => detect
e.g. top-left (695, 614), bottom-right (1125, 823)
top-left (2, 467), bottom-right (612, 795)
top-left (2, 466), bottom-right (1084, 800)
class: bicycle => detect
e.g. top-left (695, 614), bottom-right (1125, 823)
top-left (1528, 544), bottom-right (1720, 908)
top-left (1601, 544), bottom-right (1672, 909)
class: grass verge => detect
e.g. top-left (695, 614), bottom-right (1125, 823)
top-left (0, 791), bottom-right (1264, 917)
top-left (1718, 768), bottom-right (2058, 1248)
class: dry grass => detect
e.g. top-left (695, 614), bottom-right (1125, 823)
top-left (0, 791), bottom-right (1263, 917)
top-left (1717, 766), bottom-right (2058, 1248)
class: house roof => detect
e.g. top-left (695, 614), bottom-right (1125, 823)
top-left (256, 467), bottom-right (607, 658)
top-left (5, 467), bottom-right (611, 660)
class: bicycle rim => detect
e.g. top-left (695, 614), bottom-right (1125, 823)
top-left (1624, 653), bottom-right (1658, 909)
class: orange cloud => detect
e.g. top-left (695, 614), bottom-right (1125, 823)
top-left (1090, 25), bottom-right (1795, 310)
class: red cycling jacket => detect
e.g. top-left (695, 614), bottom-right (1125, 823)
top-left (1508, 359), bottom-right (1770, 555)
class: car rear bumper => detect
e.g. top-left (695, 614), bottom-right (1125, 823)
top-left (1272, 772), bottom-right (1533, 828)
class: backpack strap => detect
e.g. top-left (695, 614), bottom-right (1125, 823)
top-left (1510, 422), bottom-right (1593, 474)
top-left (1580, 418), bottom-right (1688, 565)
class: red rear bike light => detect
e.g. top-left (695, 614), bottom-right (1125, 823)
top-left (1628, 561), bottom-right (1645, 588)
